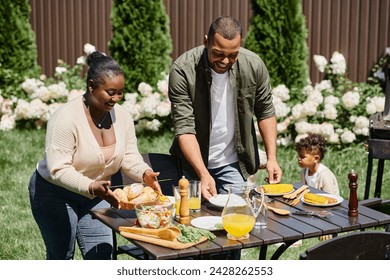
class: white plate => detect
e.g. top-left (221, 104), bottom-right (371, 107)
top-left (208, 194), bottom-right (229, 208)
top-left (166, 196), bottom-right (175, 204)
top-left (301, 193), bottom-right (344, 207)
top-left (190, 216), bottom-right (223, 231)
top-left (255, 186), bottom-right (294, 197)
top-left (208, 194), bottom-right (247, 208)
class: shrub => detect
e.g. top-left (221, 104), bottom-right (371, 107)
top-left (245, 0), bottom-right (309, 91)
top-left (266, 51), bottom-right (387, 148)
top-left (0, 0), bottom-right (40, 99)
top-left (109, 0), bottom-right (172, 93)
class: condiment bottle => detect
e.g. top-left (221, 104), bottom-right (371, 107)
top-left (348, 169), bottom-right (358, 217)
top-left (179, 176), bottom-right (190, 224)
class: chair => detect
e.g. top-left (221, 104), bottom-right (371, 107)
top-left (110, 153), bottom-right (182, 259)
top-left (300, 231), bottom-right (390, 260)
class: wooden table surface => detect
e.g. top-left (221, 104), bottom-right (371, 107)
top-left (90, 185), bottom-right (390, 260)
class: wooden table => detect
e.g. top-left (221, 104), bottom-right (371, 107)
top-left (90, 185), bottom-right (390, 260)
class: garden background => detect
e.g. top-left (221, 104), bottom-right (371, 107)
top-left (1, 0), bottom-right (390, 260)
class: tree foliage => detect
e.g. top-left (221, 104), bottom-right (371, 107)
top-left (245, 0), bottom-right (309, 91)
top-left (109, 0), bottom-right (172, 93)
top-left (0, 0), bottom-right (40, 98)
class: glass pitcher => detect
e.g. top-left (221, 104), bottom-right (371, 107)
top-left (221, 184), bottom-right (256, 240)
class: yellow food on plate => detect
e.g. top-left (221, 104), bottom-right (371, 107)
top-left (303, 193), bottom-right (338, 205)
top-left (113, 188), bottom-right (129, 203)
top-left (262, 184), bottom-right (294, 194)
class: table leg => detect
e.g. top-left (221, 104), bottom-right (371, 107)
top-left (112, 230), bottom-right (118, 260)
top-left (259, 245), bottom-right (268, 260)
top-left (374, 159), bottom-right (385, 198)
top-left (364, 153), bottom-right (373, 199)
top-left (270, 240), bottom-right (296, 260)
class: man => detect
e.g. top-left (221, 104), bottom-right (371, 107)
top-left (168, 16), bottom-right (282, 200)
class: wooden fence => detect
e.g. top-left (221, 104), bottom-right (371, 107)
top-left (29, 0), bottom-right (390, 84)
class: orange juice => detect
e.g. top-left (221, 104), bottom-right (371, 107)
top-left (222, 213), bottom-right (255, 238)
top-left (189, 197), bottom-right (201, 210)
top-left (175, 199), bottom-right (181, 215)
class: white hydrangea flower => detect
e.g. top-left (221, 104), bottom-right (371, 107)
top-left (302, 84), bottom-right (314, 96)
top-left (156, 100), bottom-right (171, 117)
top-left (55, 66), bottom-right (67, 74)
top-left (122, 101), bottom-right (141, 121)
top-left (157, 79), bottom-right (168, 96)
top-left (342, 90), bottom-right (360, 110)
top-left (277, 135), bottom-right (292, 146)
top-left (295, 120), bottom-right (311, 134)
top-left (330, 51), bottom-right (346, 75)
top-left (324, 104), bottom-right (338, 120)
top-left (324, 95), bottom-right (339, 106)
top-left (328, 133), bottom-right (340, 144)
top-left (13, 99), bottom-right (30, 120)
top-left (22, 78), bottom-right (44, 95)
top-left (0, 114), bottom-right (16, 131)
top-left (354, 116), bottom-right (369, 129)
top-left (319, 123), bottom-right (335, 137)
top-left (315, 80), bottom-right (333, 93)
top-left (340, 130), bottom-right (356, 144)
top-left (272, 84), bottom-right (290, 101)
top-left (365, 96), bottom-right (385, 114)
top-left (1, 98), bottom-right (14, 115)
top-left (84, 43), bottom-right (96, 54)
top-left (307, 89), bottom-right (323, 106)
top-left (302, 100), bottom-right (318, 116)
top-left (138, 82), bottom-right (153, 96)
top-left (291, 103), bottom-right (306, 120)
top-left (313, 55), bottom-right (328, 72)
top-left (272, 96), bottom-right (291, 118)
top-left (124, 92), bottom-right (138, 104)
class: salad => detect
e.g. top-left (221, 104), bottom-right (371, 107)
top-left (136, 203), bottom-right (174, 229)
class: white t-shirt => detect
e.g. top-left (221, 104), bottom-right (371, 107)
top-left (208, 69), bottom-right (238, 169)
top-left (304, 163), bottom-right (324, 188)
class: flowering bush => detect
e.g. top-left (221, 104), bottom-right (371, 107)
top-left (1, 44), bottom-right (388, 147)
top-left (267, 49), bottom-right (389, 147)
top-left (0, 44), bottom-right (171, 133)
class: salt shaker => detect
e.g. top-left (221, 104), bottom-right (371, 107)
top-left (348, 169), bottom-right (358, 217)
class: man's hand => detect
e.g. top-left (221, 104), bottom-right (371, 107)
top-left (265, 159), bottom-right (282, 184)
top-left (200, 174), bottom-right (217, 200)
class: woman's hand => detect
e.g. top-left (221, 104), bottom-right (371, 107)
top-left (143, 169), bottom-right (162, 194)
top-left (89, 180), bottom-right (120, 208)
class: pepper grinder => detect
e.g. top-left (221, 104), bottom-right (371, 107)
top-left (348, 169), bottom-right (358, 217)
top-left (179, 176), bottom-right (190, 224)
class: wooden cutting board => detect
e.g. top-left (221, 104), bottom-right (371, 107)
top-left (120, 231), bottom-right (208, 249)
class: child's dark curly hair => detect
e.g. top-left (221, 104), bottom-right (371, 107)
top-left (294, 134), bottom-right (327, 160)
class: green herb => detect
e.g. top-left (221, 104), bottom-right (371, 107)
top-left (214, 223), bottom-right (223, 230)
top-left (177, 224), bottom-right (216, 243)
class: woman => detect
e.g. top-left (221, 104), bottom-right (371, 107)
top-left (29, 51), bottom-right (161, 259)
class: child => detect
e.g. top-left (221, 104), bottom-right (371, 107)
top-left (295, 134), bottom-right (340, 195)
top-left (295, 134), bottom-right (339, 242)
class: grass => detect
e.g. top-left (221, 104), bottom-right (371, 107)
top-left (0, 128), bottom-right (388, 260)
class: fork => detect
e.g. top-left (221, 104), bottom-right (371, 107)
top-left (293, 210), bottom-right (333, 218)
top-left (289, 189), bottom-right (310, 206)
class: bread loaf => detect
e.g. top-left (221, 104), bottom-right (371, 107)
top-left (113, 188), bottom-right (129, 203)
top-left (123, 183), bottom-right (144, 199)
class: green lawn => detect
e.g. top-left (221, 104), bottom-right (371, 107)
top-left (0, 128), bottom-right (388, 260)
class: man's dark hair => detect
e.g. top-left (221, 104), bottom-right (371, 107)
top-left (207, 16), bottom-right (242, 46)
